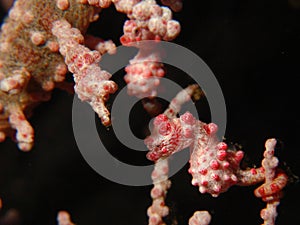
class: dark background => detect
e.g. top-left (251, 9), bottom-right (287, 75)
top-left (0, 0), bottom-right (300, 225)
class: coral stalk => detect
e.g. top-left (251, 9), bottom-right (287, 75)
top-left (147, 158), bottom-right (171, 225)
top-left (255, 139), bottom-right (288, 225)
top-left (52, 19), bottom-right (117, 126)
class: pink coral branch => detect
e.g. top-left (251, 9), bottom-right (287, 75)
top-left (147, 158), bottom-right (171, 225)
top-left (52, 19), bottom-right (118, 126)
top-left (8, 104), bottom-right (34, 151)
top-left (254, 139), bottom-right (288, 225)
top-left (118, 0), bottom-right (181, 98)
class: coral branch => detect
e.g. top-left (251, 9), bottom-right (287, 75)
top-left (147, 158), bottom-right (171, 225)
top-left (8, 104), bottom-right (34, 151)
top-left (118, 0), bottom-right (181, 98)
top-left (254, 139), bottom-right (288, 225)
top-left (52, 19), bottom-right (118, 126)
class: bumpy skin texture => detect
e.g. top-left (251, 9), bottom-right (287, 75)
top-left (145, 101), bottom-right (288, 225)
top-left (145, 96), bottom-right (288, 225)
top-left (120, 0), bottom-right (180, 98)
top-left (145, 111), bottom-right (246, 196)
top-left (147, 158), bottom-right (171, 225)
top-left (52, 19), bottom-right (118, 126)
top-left (144, 86), bottom-right (288, 225)
top-left (0, 0), bottom-right (96, 150)
top-left (145, 111), bottom-right (288, 198)
top-left (0, 0), bottom-right (181, 151)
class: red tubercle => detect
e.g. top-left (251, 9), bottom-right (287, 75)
top-left (210, 160), bottom-right (220, 170)
top-left (235, 150), bottom-right (244, 162)
top-left (223, 161), bottom-right (230, 168)
top-left (180, 112), bottom-right (195, 125)
top-left (151, 187), bottom-right (161, 198)
top-left (10, 113), bottom-right (25, 121)
top-left (125, 65), bottom-right (131, 73)
top-left (71, 52), bottom-right (79, 61)
top-left (191, 179), bottom-right (198, 186)
top-left (199, 168), bottom-right (208, 175)
top-left (256, 187), bottom-right (266, 197)
top-left (92, 51), bottom-right (101, 61)
top-left (103, 85), bottom-right (110, 91)
top-left (68, 64), bottom-right (76, 73)
top-left (83, 53), bottom-right (94, 65)
top-left (156, 68), bottom-right (165, 77)
top-left (76, 59), bottom-right (83, 69)
top-left (217, 142), bottom-right (228, 150)
top-left (143, 70), bottom-right (152, 78)
top-left (217, 150), bottom-right (227, 161)
top-left (203, 123), bottom-right (218, 135)
top-left (123, 20), bottom-right (137, 32)
top-left (153, 114), bottom-right (169, 126)
top-left (270, 183), bottom-right (280, 193)
top-left (211, 173), bottom-right (220, 181)
top-left (154, 35), bottom-right (161, 42)
top-left (213, 185), bottom-right (221, 193)
top-left (201, 180), bottom-right (208, 186)
top-left (147, 151), bottom-right (159, 161)
top-left (250, 168), bottom-right (257, 175)
top-left (120, 35), bottom-right (132, 46)
top-left (223, 174), bottom-right (230, 181)
top-left (161, 147), bottom-right (168, 154)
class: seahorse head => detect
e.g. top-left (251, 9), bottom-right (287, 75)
top-left (144, 114), bottom-right (182, 161)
